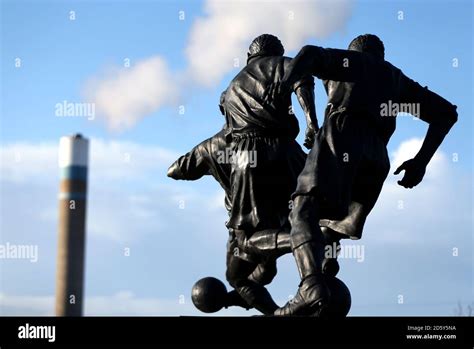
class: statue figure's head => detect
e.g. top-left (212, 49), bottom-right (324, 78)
top-left (247, 34), bottom-right (285, 63)
top-left (348, 34), bottom-right (385, 60)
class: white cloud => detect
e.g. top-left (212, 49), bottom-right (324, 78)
top-left (0, 292), bottom-right (256, 316)
top-left (2, 138), bottom-right (469, 316)
top-left (84, 56), bottom-right (179, 132)
top-left (0, 138), bottom-right (178, 184)
top-left (186, 0), bottom-right (352, 86)
top-left (88, 138), bottom-right (178, 182)
top-left (0, 293), bottom-right (54, 316)
top-left (206, 190), bottom-right (226, 211)
top-left (363, 138), bottom-right (469, 246)
top-left (390, 137), bottom-right (447, 180)
top-left (0, 142), bottom-right (60, 183)
top-left (84, 0), bottom-right (353, 130)
top-left (0, 139), bottom-right (185, 242)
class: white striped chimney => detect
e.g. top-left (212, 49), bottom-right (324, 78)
top-left (55, 134), bottom-right (89, 316)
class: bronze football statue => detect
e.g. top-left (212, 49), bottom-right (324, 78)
top-left (168, 33), bottom-right (457, 317)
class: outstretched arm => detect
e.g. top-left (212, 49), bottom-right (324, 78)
top-left (167, 144), bottom-right (210, 181)
top-left (264, 45), bottom-right (365, 104)
top-left (283, 46), bottom-right (325, 90)
top-left (394, 77), bottom-right (458, 188)
top-left (393, 125), bottom-right (453, 188)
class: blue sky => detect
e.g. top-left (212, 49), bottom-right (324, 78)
top-left (0, 0), bottom-right (472, 316)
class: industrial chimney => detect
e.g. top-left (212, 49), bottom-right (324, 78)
top-left (55, 134), bottom-right (89, 316)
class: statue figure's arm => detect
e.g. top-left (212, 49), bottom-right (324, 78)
top-left (264, 46), bottom-right (365, 104)
top-left (394, 75), bottom-right (458, 188)
top-left (167, 143), bottom-right (211, 181)
top-left (293, 77), bottom-right (318, 149)
top-left (287, 46), bottom-right (364, 83)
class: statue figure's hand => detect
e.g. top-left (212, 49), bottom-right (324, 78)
top-left (393, 158), bottom-right (426, 189)
top-left (167, 161), bottom-right (182, 179)
top-left (262, 80), bottom-right (290, 105)
top-left (303, 125), bottom-right (317, 150)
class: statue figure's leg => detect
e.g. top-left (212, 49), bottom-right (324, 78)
top-left (248, 259), bottom-right (277, 286)
top-left (243, 226), bottom-right (341, 277)
top-left (321, 226), bottom-right (343, 277)
top-left (225, 244), bottom-right (279, 315)
top-left (224, 228), bottom-right (289, 313)
top-left (225, 258), bottom-right (279, 312)
top-left (274, 194), bottom-right (330, 316)
top-left (243, 227), bottom-right (291, 259)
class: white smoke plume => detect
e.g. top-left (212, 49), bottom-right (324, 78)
top-left (186, 0), bottom-right (353, 86)
top-left (85, 0), bottom-right (353, 131)
top-left (84, 56), bottom-right (178, 132)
